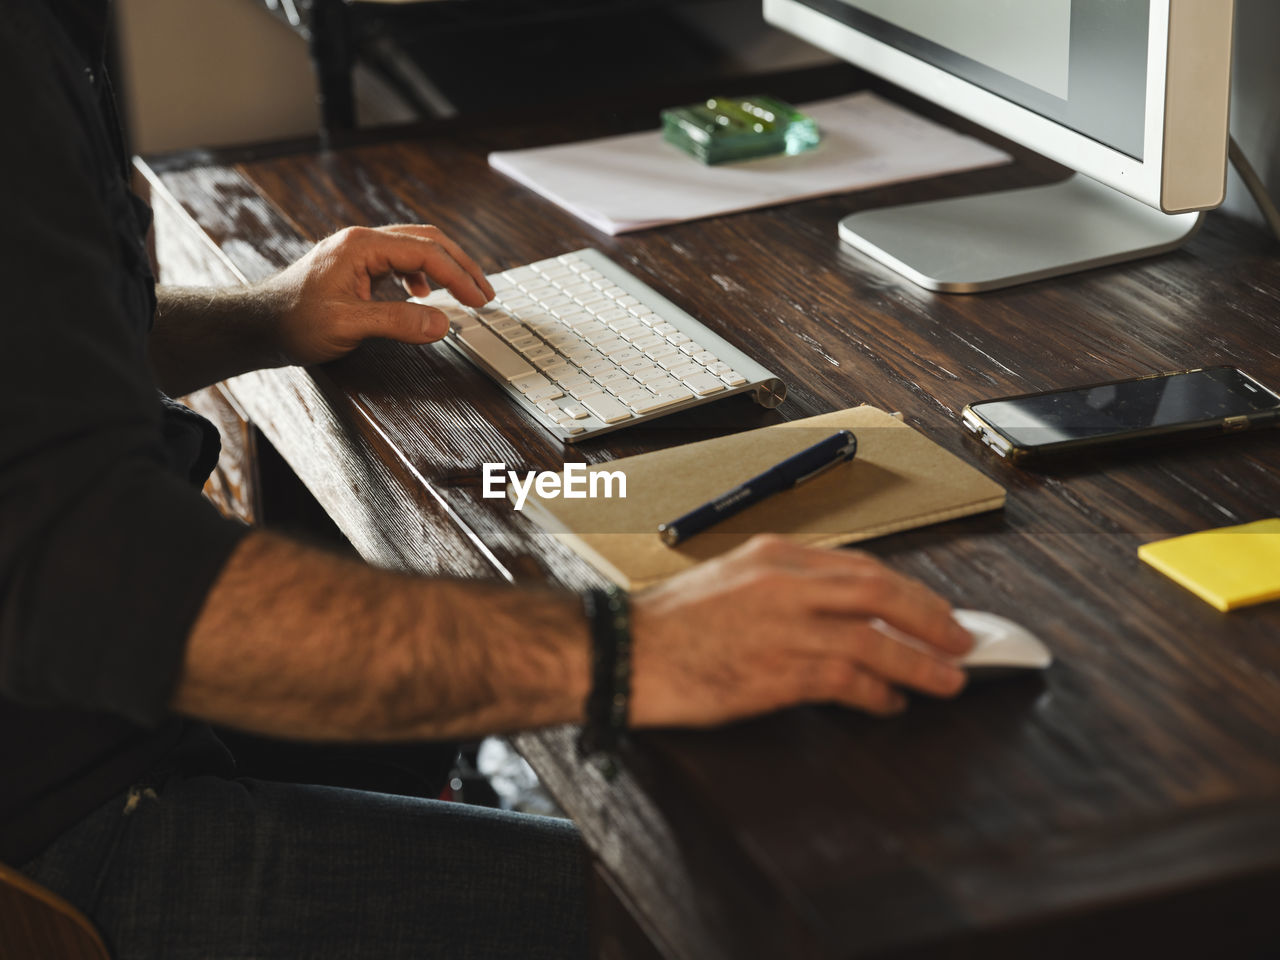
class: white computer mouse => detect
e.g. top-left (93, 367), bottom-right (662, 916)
top-left (953, 609), bottom-right (1053, 675)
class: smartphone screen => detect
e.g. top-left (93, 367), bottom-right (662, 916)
top-left (968, 367), bottom-right (1280, 450)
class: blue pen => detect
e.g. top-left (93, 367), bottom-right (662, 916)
top-left (658, 430), bottom-right (858, 547)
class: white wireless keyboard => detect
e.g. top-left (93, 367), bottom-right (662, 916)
top-left (419, 248), bottom-right (786, 442)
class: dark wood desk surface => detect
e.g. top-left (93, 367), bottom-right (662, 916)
top-left (136, 68), bottom-right (1280, 959)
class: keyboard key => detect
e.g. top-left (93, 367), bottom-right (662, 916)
top-left (503, 266), bottom-right (539, 283)
top-left (596, 308), bottom-right (629, 324)
top-left (707, 361), bottom-right (732, 376)
top-left (667, 333), bottom-right (692, 346)
top-left (562, 344), bottom-right (597, 363)
top-left (629, 392), bottom-right (691, 415)
top-left (670, 362), bottom-right (702, 380)
top-left (546, 332), bottom-right (579, 349)
top-left (615, 387), bottom-right (653, 407)
top-left (683, 373), bottom-right (726, 396)
top-left (694, 350), bottom-right (718, 365)
top-left (652, 322), bottom-right (678, 336)
top-left (439, 306), bottom-right (479, 333)
top-left (458, 328), bottom-right (536, 381)
top-left (508, 335), bottom-right (539, 351)
top-left (595, 369), bottom-right (632, 388)
top-left (595, 338), bottom-right (629, 356)
top-left (612, 323), bottom-right (646, 340)
top-left (635, 366), bottom-right (668, 384)
top-left (509, 372), bottom-right (550, 395)
top-left (722, 370), bottom-right (748, 386)
top-left (527, 383), bottom-right (565, 403)
top-left (620, 358), bottom-right (654, 376)
top-left (581, 394), bottom-right (633, 424)
top-left (581, 357), bottom-right (618, 377)
top-left (612, 348), bottom-right (643, 365)
top-left (563, 404), bottom-right (590, 420)
top-left (646, 375), bottom-right (682, 393)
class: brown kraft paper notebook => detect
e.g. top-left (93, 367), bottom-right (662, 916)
top-left (514, 406), bottom-right (1006, 591)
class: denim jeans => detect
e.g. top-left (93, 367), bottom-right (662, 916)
top-left (22, 772), bottom-right (589, 959)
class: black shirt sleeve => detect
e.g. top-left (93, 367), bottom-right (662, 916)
top-left (0, 2), bottom-right (248, 727)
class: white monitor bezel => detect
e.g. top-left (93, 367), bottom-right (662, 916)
top-left (763, 0), bottom-right (1234, 213)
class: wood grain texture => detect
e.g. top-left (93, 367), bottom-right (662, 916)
top-left (139, 66), bottom-right (1280, 958)
top-left (182, 383), bottom-right (260, 525)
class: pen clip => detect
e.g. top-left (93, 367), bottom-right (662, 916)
top-left (792, 433), bottom-right (858, 485)
top-left (793, 456), bottom-right (847, 486)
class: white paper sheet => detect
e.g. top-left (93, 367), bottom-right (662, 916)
top-left (488, 92), bottom-right (1012, 235)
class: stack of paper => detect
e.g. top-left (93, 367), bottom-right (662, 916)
top-left (488, 92), bottom-right (1011, 235)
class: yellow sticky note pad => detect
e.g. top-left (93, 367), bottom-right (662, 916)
top-left (1138, 518), bottom-right (1280, 612)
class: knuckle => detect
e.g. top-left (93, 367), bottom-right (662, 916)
top-left (849, 573), bottom-right (895, 609)
top-left (332, 225), bottom-right (370, 250)
top-left (744, 533), bottom-right (787, 556)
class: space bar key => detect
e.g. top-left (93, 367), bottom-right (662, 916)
top-left (456, 327), bottom-right (535, 381)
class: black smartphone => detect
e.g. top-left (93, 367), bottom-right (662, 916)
top-left (961, 366), bottom-right (1280, 463)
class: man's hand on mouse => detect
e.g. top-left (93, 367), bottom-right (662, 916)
top-left (255, 224), bottom-right (494, 367)
top-left (629, 535), bottom-right (974, 727)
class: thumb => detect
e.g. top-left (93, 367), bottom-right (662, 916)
top-left (361, 300), bottom-right (450, 344)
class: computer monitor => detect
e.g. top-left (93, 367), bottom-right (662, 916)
top-left (763, 0), bottom-right (1236, 292)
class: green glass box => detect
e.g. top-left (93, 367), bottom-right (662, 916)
top-left (661, 95), bottom-right (821, 165)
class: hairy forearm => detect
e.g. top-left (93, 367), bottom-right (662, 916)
top-left (149, 285), bottom-right (285, 397)
top-left (174, 531), bottom-right (590, 741)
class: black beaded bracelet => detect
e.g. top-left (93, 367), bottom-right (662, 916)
top-left (577, 585), bottom-right (632, 777)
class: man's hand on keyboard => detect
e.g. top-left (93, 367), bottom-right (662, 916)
top-left (630, 535), bottom-right (974, 725)
top-left (259, 224), bottom-right (495, 367)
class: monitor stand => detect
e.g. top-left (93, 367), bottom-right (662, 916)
top-left (838, 173), bottom-right (1203, 294)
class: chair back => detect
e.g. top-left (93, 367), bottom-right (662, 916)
top-left (0, 861), bottom-right (110, 960)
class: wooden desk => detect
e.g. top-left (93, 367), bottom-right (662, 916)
top-left (135, 69), bottom-right (1280, 959)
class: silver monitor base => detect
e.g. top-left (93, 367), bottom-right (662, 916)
top-left (838, 173), bottom-right (1203, 294)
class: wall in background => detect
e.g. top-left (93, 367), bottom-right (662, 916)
top-left (117, 0), bottom-right (1280, 234)
top-left (117, 0), bottom-right (319, 154)
top-left (1223, 0), bottom-right (1280, 229)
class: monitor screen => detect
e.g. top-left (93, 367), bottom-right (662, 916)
top-left (798, 0), bottom-right (1150, 160)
